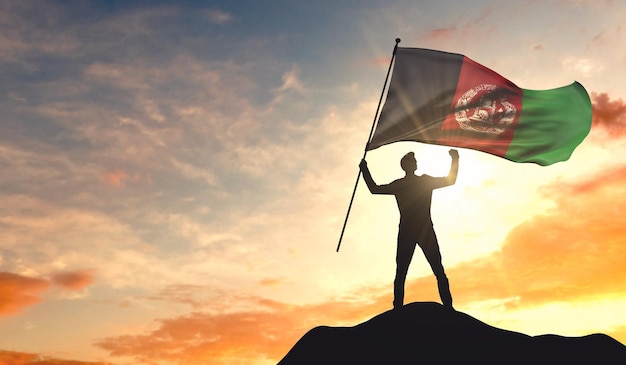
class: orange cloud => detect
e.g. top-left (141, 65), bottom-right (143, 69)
top-left (542, 164), bottom-right (626, 197)
top-left (105, 170), bottom-right (128, 186)
top-left (418, 7), bottom-right (496, 45)
top-left (0, 349), bottom-right (111, 365)
top-left (95, 296), bottom-right (392, 365)
top-left (259, 278), bottom-right (282, 287)
top-left (591, 93), bottom-right (626, 137)
top-left (145, 284), bottom-right (208, 309)
top-left (0, 272), bottom-right (49, 316)
top-left (404, 162), bottom-right (626, 308)
top-left (104, 170), bottom-right (140, 187)
top-left (0, 270), bottom-right (94, 316)
top-left (51, 269), bottom-right (95, 291)
top-left (369, 57), bottom-right (392, 67)
top-left (421, 26), bottom-right (459, 42)
top-left (95, 164), bottom-right (626, 364)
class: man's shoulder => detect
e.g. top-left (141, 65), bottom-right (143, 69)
top-left (382, 177), bottom-right (409, 190)
top-left (417, 174), bottom-right (436, 180)
top-left (416, 174), bottom-right (445, 187)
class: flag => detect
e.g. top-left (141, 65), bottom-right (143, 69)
top-left (367, 47), bottom-right (592, 166)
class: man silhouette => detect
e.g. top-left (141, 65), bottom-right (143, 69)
top-left (359, 149), bottom-right (459, 310)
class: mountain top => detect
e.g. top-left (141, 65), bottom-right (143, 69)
top-left (278, 302), bottom-right (626, 364)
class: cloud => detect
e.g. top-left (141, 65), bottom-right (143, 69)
top-left (0, 0), bottom-right (362, 307)
top-left (51, 269), bottom-right (95, 291)
top-left (168, 158), bottom-right (217, 187)
top-left (542, 163), bottom-right (626, 197)
top-left (275, 65), bottom-right (304, 93)
top-left (0, 270), bottom-right (95, 315)
top-left (95, 296), bottom-right (390, 365)
top-left (420, 26), bottom-right (459, 42)
top-left (204, 9), bottom-right (232, 25)
top-left (95, 159), bottom-right (626, 364)
top-left (259, 278), bottom-right (282, 287)
top-left (142, 284), bottom-right (226, 310)
top-left (0, 195), bottom-right (161, 290)
top-left (405, 162), bottom-right (626, 308)
top-left (562, 57), bottom-right (604, 78)
top-left (590, 25), bottom-right (622, 48)
top-left (0, 349), bottom-right (111, 365)
top-left (104, 170), bottom-right (128, 187)
top-left (0, 272), bottom-right (49, 316)
top-left (0, 2), bottom-right (82, 62)
top-left (591, 93), bottom-right (626, 137)
top-left (417, 6), bottom-right (499, 46)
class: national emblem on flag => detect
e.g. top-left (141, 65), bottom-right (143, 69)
top-left (367, 47), bottom-right (592, 166)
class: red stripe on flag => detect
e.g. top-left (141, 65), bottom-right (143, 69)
top-left (438, 57), bottom-right (523, 157)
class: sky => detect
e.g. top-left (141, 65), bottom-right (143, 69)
top-left (1, 0), bottom-right (625, 364)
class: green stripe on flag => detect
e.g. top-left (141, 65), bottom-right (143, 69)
top-left (505, 82), bottom-right (592, 166)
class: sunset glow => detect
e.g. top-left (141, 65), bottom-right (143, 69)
top-left (1, 1), bottom-right (625, 364)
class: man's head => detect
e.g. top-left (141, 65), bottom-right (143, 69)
top-left (400, 152), bottom-right (417, 173)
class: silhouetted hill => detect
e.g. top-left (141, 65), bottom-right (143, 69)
top-left (278, 302), bottom-right (626, 364)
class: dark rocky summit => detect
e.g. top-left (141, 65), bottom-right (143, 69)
top-left (278, 302), bottom-right (626, 364)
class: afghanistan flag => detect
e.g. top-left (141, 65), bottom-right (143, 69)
top-left (367, 47), bottom-right (592, 166)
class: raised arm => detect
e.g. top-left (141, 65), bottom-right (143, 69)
top-left (359, 159), bottom-right (394, 195)
top-left (446, 149), bottom-right (459, 185)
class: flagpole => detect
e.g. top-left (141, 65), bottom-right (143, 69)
top-left (336, 38), bottom-right (400, 252)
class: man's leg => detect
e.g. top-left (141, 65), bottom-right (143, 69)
top-left (419, 228), bottom-right (453, 308)
top-left (394, 233), bottom-right (417, 310)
